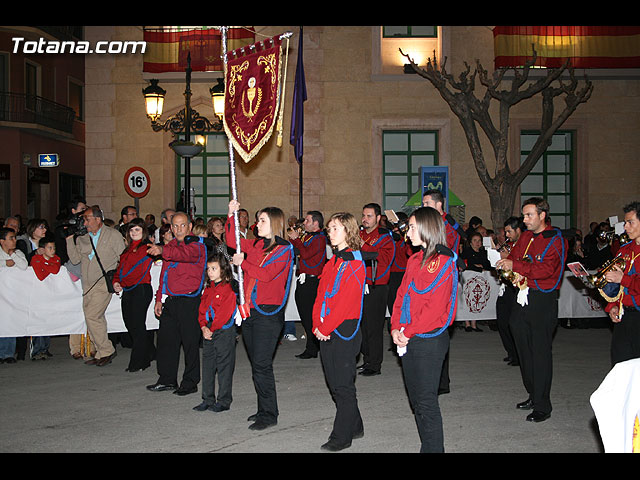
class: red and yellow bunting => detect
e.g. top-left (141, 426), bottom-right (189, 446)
top-left (143, 27), bottom-right (255, 73)
top-left (494, 26), bottom-right (640, 69)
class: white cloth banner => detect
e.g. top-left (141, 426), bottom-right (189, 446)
top-left (590, 358), bottom-right (640, 453)
top-left (454, 270), bottom-right (608, 321)
top-left (0, 267), bottom-right (607, 337)
top-left (0, 263), bottom-right (160, 337)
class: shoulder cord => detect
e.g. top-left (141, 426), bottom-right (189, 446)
top-left (399, 253), bottom-right (459, 339)
top-left (365, 231), bottom-right (396, 283)
top-left (320, 251), bottom-right (365, 341)
top-left (250, 243), bottom-right (295, 316)
top-left (118, 254), bottom-right (153, 292)
top-left (532, 229), bottom-right (566, 292)
top-left (392, 239), bottom-right (407, 271)
top-left (300, 233), bottom-right (327, 270)
top-left (443, 218), bottom-right (461, 252)
top-left (621, 251), bottom-right (640, 311)
top-left (206, 304), bottom-right (239, 330)
top-left (162, 239), bottom-right (206, 297)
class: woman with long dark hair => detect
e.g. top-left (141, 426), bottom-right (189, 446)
top-left (226, 200), bottom-right (294, 431)
top-left (390, 207), bottom-right (459, 453)
top-left (113, 217), bottom-right (155, 372)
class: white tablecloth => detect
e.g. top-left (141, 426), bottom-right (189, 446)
top-left (0, 266), bottom-right (607, 337)
top-left (590, 358), bottom-right (640, 453)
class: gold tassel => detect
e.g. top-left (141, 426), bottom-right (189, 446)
top-left (276, 35), bottom-right (290, 148)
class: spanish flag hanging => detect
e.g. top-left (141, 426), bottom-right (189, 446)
top-left (494, 26), bottom-right (640, 69)
top-left (223, 35), bottom-right (286, 163)
top-left (143, 27), bottom-right (255, 73)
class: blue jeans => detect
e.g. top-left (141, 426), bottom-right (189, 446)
top-left (31, 336), bottom-right (51, 356)
top-left (0, 337), bottom-right (16, 359)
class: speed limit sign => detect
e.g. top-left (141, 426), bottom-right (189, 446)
top-left (124, 166), bottom-right (151, 198)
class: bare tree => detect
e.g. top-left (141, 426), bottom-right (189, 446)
top-left (401, 47), bottom-right (593, 230)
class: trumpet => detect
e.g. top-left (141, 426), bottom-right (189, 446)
top-left (498, 255), bottom-right (531, 285)
top-left (598, 230), bottom-right (630, 245)
top-left (583, 253), bottom-right (626, 289)
top-left (495, 240), bottom-right (512, 253)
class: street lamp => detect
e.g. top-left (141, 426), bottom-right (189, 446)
top-left (142, 51), bottom-right (224, 219)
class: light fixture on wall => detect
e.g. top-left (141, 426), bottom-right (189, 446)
top-left (142, 51), bottom-right (225, 218)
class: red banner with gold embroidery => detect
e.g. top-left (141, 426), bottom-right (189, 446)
top-left (223, 36), bottom-right (283, 163)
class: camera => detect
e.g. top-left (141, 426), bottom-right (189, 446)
top-left (63, 211), bottom-right (88, 237)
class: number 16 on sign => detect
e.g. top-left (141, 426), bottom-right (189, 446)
top-left (124, 166), bottom-right (151, 212)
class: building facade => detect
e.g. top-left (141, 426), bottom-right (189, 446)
top-left (0, 26), bottom-right (85, 226)
top-left (80, 26), bottom-right (640, 231)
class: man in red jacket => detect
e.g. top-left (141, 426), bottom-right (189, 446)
top-left (146, 212), bottom-right (207, 396)
top-left (288, 210), bottom-right (327, 359)
top-left (358, 203), bottom-right (395, 376)
top-left (496, 197), bottom-right (567, 423)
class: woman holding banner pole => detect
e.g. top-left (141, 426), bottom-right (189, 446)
top-left (226, 199), bottom-right (294, 431)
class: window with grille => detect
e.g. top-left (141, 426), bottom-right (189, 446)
top-left (382, 130), bottom-right (438, 211)
top-left (176, 133), bottom-right (230, 219)
top-left (520, 130), bottom-right (574, 229)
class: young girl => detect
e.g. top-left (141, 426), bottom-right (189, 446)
top-left (193, 252), bottom-right (238, 413)
top-left (390, 206), bottom-right (459, 453)
top-left (226, 199), bottom-right (294, 431)
top-left (312, 212), bottom-right (368, 452)
top-left (112, 218), bottom-right (155, 372)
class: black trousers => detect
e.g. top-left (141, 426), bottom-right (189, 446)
top-left (401, 332), bottom-right (450, 453)
top-left (360, 284), bottom-right (388, 372)
top-left (611, 308), bottom-right (640, 366)
top-left (201, 324), bottom-right (237, 408)
top-left (156, 294), bottom-right (201, 389)
top-left (121, 283), bottom-right (155, 370)
top-left (295, 275), bottom-right (320, 355)
top-left (496, 284), bottom-right (518, 363)
top-left (243, 305), bottom-right (284, 424)
top-left (509, 289), bottom-right (558, 415)
top-left (319, 319), bottom-right (363, 444)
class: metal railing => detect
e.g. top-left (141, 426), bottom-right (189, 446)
top-left (0, 92), bottom-right (76, 133)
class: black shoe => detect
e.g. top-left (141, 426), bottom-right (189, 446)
top-left (526, 411), bottom-right (551, 423)
top-left (3, 357), bottom-right (16, 364)
top-left (193, 401), bottom-right (211, 411)
top-left (503, 356), bottom-right (512, 362)
top-left (295, 351), bottom-right (317, 359)
top-left (174, 385), bottom-right (198, 396)
top-left (516, 399), bottom-right (533, 410)
top-left (509, 360), bottom-right (520, 366)
top-left (248, 419), bottom-right (277, 431)
top-left (95, 351), bottom-right (117, 367)
top-left (352, 429), bottom-right (364, 440)
top-left (321, 439), bottom-right (352, 452)
top-left (247, 413), bottom-right (258, 422)
top-left (358, 368), bottom-right (380, 376)
top-left (464, 326), bottom-right (472, 332)
top-left (210, 403), bottom-right (230, 413)
top-left (356, 363), bottom-right (367, 370)
top-left (438, 388), bottom-right (450, 395)
top-left (472, 327), bottom-right (483, 332)
top-left (146, 382), bottom-right (177, 392)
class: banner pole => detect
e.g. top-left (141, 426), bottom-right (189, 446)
top-left (221, 26), bottom-right (246, 315)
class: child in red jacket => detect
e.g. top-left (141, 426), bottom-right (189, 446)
top-left (193, 251), bottom-right (238, 413)
top-left (31, 237), bottom-right (61, 281)
top-left (29, 237), bottom-right (61, 360)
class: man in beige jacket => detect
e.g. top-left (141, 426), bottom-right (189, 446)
top-left (67, 205), bottom-right (125, 366)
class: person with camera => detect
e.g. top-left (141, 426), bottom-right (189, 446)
top-left (66, 205), bottom-right (125, 367)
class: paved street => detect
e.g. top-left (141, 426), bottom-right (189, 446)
top-left (0, 321), bottom-right (614, 453)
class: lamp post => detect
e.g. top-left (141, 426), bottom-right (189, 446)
top-left (143, 52), bottom-right (224, 219)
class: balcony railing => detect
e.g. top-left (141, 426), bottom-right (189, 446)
top-left (0, 92), bottom-right (76, 134)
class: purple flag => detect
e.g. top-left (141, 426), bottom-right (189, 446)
top-left (290, 27), bottom-right (307, 164)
